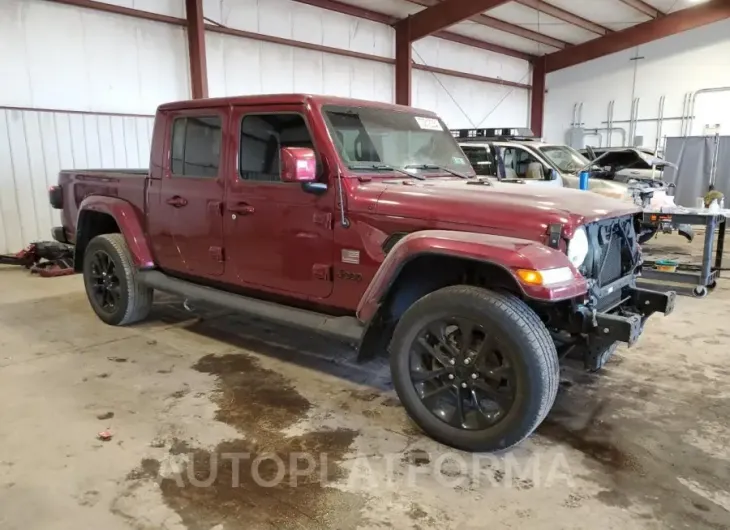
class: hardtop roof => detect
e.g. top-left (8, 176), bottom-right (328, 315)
top-left (158, 94), bottom-right (438, 117)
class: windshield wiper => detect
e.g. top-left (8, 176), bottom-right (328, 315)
top-left (403, 164), bottom-right (472, 179)
top-left (348, 163), bottom-right (426, 180)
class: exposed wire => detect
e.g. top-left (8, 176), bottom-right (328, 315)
top-left (203, 16), bottom-right (225, 27)
top-left (411, 47), bottom-right (476, 128)
top-left (473, 71), bottom-right (531, 127)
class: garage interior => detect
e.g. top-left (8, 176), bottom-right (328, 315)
top-left (2, 0), bottom-right (730, 529)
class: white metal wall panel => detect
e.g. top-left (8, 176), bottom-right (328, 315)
top-left (544, 18), bottom-right (730, 148)
top-left (414, 36), bottom-right (531, 86)
top-left (0, 0), bottom-right (190, 115)
top-left (101, 0), bottom-right (185, 17)
top-left (412, 70), bottom-right (529, 129)
top-left (207, 33), bottom-right (394, 102)
top-left (0, 109), bottom-right (154, 254)
top-left (204, 0), bottom-right (394, 58)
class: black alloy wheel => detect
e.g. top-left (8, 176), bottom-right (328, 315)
top-left (409, 316), bottom-right (516, 431)
top-left (82, 233), bottom-right (153, 326)
top-left (389, 286), bottom-right (559, 452)
top-left (88, 249), bottom-right (121, 314)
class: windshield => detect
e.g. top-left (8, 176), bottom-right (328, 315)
top-left (322, 105), bottom-right (474, 177)
top-left (539, 145), bottom-right (590, 174)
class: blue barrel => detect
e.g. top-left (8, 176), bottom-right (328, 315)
top-left (579, 170), bottom-right (590, 190)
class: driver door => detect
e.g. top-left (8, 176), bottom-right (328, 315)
top-left (223, 105), bottom-right (336, 299)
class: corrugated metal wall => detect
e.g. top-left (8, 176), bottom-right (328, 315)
top-left (0, 0), bottom-right (531, 254)
top-left (0, 108), bottom-right (154, 253)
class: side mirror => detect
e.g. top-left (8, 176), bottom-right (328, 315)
top-left (281, 147), bottom-right (316, 183)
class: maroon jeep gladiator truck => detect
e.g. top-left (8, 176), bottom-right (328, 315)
top-left (49, 94), bottom-right (674, 452)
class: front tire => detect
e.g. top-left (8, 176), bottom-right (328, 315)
top-left (390, 285), bottom-right (559, 452)
top-left (83, 233), bottom-right (153, 326)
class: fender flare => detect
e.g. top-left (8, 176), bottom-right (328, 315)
top-left (75, 196), bottom-right (154, 269)
top-left (356, 230), bottom-right (586, 323)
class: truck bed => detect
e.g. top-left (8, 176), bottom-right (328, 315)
top-left (58, 169), bottom-right (149, 244)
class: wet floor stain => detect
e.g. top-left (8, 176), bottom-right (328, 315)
top-left (537, 403), bottom-right (642, 474)
top-left (540, 383), bottom-right (730, 529)
top-left (127, 352), bottom-right (365, 530)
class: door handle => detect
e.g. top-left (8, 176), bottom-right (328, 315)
top-left (166, 195), bottom-right (188, 208)
top-left (228, 203), bottom-right (255, 215)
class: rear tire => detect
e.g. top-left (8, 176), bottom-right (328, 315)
top-left (82, 233), bottom-right (153, 326)
top-left (390, 285), bottom-right (559, 452)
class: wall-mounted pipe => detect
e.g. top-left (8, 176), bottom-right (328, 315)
top-left (628, 98), bottom-right (636, 145)
top-left (578, 102), bottom-right (584, 127)
top-left (655, 95), bottom-right (665, 154)
top-left (607, 100), bottom-right (614, 147)
top-left (687, 87), bottom-right (730, 136)
top-left (585, 127), bottom-right (627, 147)
top-left (679, 92), bottom-right (690, 136)
top-left (582, 132), bottom-right (604, 147)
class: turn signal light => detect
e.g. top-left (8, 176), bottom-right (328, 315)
top-left (516, 269), bottom-right (543, 285)
top-left (515, 267), bottom-right (574, 286)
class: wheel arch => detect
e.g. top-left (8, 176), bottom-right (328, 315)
top-left (356, 229), bottom-right (587, 361)
top-left (357, 252), bottom-right (524, 361)
top-left (74, 197), bottom-right (154, 272)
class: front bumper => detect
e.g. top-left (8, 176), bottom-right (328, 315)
top-left (582, 286), bottom-right (675, 346)
top-left (575, 286), bottom-right (674, 371)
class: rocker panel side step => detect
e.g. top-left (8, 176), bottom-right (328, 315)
top-left (138, 270), bottom-right (364, 342)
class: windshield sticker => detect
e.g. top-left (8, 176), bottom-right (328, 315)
top-left (452, 156), bottom-right (467, 165)
top-left (414, 116), bottom-right (443, 131)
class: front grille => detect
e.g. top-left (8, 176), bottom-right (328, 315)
top-left (598, 233), bottom-right (622, 286)
top-left (581, 215), bottom-right (638, 288)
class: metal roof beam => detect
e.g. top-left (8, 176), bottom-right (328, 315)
top-left (545, 0), bottom-right (730, 72)
top-left (515, 0), bottom-right (611, 35)
top-left (397, 0), bottom-right (511, 41)
top-left (432, 31), bottom-right (535, 60)
top-left (618, 0), bottom-right (662, 18)
top-left (407, 0), bottom-right (568, 48)
top-left (290, 0), bottom-right (533, 59)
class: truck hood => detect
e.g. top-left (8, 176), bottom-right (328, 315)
top-left (366, 178), bottom-right (639, 238)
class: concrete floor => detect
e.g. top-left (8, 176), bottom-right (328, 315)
top-left (1, 234), bottom-right (729, 530)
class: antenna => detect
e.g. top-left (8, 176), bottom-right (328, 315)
top-left (335, 166), bottom-right (350, 228)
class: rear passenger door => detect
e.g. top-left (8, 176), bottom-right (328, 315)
top-left (153, 110), bottom-right (226, 277)
top-left (224, 106), bottom-right (335, 299)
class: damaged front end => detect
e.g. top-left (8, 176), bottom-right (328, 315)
top-left (549, 215), bottom-right (675, 371)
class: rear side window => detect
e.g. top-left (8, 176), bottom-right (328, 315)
top-left (170, 116), bottom-right (222, 177)
top-left (239, 114), bottom-right (314, 182)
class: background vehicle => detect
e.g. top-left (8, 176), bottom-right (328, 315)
top-left (580, 146), bottom-right (669, 184)
top-left (454, 129), bottom-right (670, 198)
top-left (49, 95), bottom-right (674, 453)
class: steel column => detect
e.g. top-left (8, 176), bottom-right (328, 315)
top-left (395, 21), bottom-right (412, 106)
top-left (530, 57), bottom-right (546, 137)
top-left (185, 0), bottom-right (208, 99)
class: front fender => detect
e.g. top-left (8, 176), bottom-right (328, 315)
top-left (356, 230), bottom-right (587, 322)
top-left (77, 196), bottom-right (154, 268)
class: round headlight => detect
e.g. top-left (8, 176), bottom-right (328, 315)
top-left (567, 226), bottom-right (589, 268)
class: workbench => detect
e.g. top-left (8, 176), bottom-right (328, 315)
top-left (641, 208), bottom-right (727, 297)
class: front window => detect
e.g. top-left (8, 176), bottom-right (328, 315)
top-left (323, 105), bottom-right (474, 176)
top-left (539, 145), bottom-right (590, 174)
top-left (498, 146), bottom-right (552, 180)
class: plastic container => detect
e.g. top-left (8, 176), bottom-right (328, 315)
top-left (654, 259), bottom-right (678, 273)
top-left (579, 170), bottom-right (590, 190)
